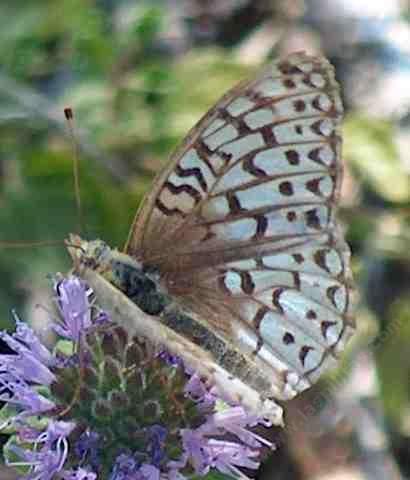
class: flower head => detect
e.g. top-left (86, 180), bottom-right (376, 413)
top-left (0, 275), bottom-right (273, 479)
top-left (53, 276), bottom-right (94, 341)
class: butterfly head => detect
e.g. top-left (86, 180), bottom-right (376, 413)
top-left (66, 234), bottom-right (112, 273)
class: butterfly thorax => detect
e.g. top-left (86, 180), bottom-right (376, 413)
top-left (68, 235), bottom-right (171, 316)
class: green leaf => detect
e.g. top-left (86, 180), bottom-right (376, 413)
top-left (344, 115), bottom-right (408, 203)
top-left (54, 339), bottom-right (75, 356)
top-left (0, 401), bottom-right (49, 434)
top-left (0, 405), bottom-right (18, 434)
top-left (3, 434), bottom-right (30, 475)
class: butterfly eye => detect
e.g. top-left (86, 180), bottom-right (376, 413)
top-left (83, 256), bottom-right (98, 269)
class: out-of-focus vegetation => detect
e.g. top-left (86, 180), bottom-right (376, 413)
top-left (0, 1), bottom-right (409, 479)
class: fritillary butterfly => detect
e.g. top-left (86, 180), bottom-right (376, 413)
top-left (68, 52), bottom-right (355, 424)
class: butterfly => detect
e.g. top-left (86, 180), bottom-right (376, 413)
top-left (68, 51), bottom-right (355, 425)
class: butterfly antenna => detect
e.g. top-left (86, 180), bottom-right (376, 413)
top-left (0, 240), bottom-right (65, 249)
top-left (64, 107), bottom-right (84, 235)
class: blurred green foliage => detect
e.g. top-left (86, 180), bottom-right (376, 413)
top-left (0, 2), bottom-right (252, 316)
top-left (345, 115), bottom-right (408, 203)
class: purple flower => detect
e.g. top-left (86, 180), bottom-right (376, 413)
top-left (174, 406), bottom-right (272, 479)
top-left (62, 468), bottom-right (97, 480)
top-left (157, 351), bottom-right (184, 369)
top-left (75, 430), bottom-right (100, 468)
top-left (0, 313), bottom-right (56, 385)
top-left (0, 275), bottom-right (273, 480)
top-left (198, 407), bottom-right (273, 449)
top-left (147, 425), bottom-right (168, 467)
top-left (137, 464), bottom-right (161, 480)
top-left (12, 311), bottom-right (55, 366)
top-left (184, 373), bottom-right (217, 412)
top-left (6, 420), bottom-right (74, 480)
top-left (53, 276), bottom-right (93, 341)
top-left (0, 371), bottom-right (55, 417)
top-left (109, 454), bottom-right (161, 480)
top-left (199, 438), bottom-right (260, 476)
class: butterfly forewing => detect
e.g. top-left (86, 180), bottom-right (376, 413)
top-left (125, 52), bottom-right (355, 401)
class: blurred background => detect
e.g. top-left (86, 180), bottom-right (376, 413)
top-left (0, 1), bottom-right (409, 479)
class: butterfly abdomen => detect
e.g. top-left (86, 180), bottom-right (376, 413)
top-left (160, 309), bottom-right (271, 390)
top-left (106, 251), bottom-right (274, 397)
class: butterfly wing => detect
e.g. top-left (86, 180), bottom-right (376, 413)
top-left (125, 52), bottom-right (355, 400)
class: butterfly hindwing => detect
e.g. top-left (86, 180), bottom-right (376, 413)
top-left (124, 52), bottom-right (355, 400)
